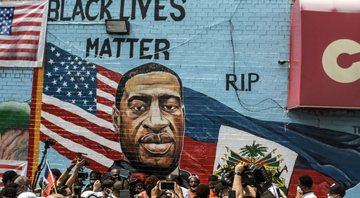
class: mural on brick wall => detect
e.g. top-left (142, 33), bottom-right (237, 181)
top-left (0, 101), bottom-right (29, 190)
top-left (0, 101), bottom-right (30, 160)
top-left (25, 0), bottom-right (360, 197)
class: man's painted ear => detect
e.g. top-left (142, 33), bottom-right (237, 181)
top-left (112, 105), bottom-right (121, 135)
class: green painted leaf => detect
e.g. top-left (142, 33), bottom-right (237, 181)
top-left (0, 101), bottom-right (30, 134)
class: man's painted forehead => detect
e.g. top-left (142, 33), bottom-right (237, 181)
top-left (123, 71), bottom-right (181, 97)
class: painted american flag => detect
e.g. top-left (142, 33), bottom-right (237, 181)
top-left (40, 43), bottom-right (122, 172)
top-left (0, 0), bottom-right (48, 67)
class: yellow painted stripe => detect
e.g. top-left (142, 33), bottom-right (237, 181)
top-left (30, 66), bottom-right (44, 179)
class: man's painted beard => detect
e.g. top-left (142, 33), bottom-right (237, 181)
top-left (120, 131), bottom-right (182, 177)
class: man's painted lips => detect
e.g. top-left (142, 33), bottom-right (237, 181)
top-left (139, 133), bottom-right (173, 154)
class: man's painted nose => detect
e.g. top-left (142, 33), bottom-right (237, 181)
top-left (143, 102), bottom-right (169, 131)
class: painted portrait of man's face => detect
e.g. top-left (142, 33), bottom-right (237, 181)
top-left (113, 70), bottom-right (184, 175)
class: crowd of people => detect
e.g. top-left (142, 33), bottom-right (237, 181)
top-left (0, 159), bottom-right (346, 198)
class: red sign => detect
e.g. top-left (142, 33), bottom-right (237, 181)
top-left (288, 0), bottom-right (360, 109)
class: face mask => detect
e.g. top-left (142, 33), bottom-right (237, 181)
top-left (191, 187), bottom-right (197, 191)
top-left (297, 186), bottom-right (303, 194)
top-left (90, 179), bottom-right (96, 184)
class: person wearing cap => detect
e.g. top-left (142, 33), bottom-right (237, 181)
top-left (1, 170), bottom-right (18, 186)
top-left (188, 174), bottom-right (200, 198)
top-left (14, 175), bottom-right (32, 196)
top-left (208, 175), bottom-right (219, 198)
top-left (328, 183), bottom-right (346, 198)
top-left (295, 175), bottom-right (317, 198)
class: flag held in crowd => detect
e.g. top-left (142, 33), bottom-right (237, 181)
top-left (0, 0), bottom-right (48, 67)
top-left (41, 160), bottom-right (55, 197)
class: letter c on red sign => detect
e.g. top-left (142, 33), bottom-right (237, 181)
top-left (322, 39), bottom-right (360, 83)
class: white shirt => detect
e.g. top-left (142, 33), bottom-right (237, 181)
top-left (302, 192), bottom-right (317, 198)
top-left (181, 186), bottom-right (190, 198)
top-left (267, 184), bottom-right (285, 198)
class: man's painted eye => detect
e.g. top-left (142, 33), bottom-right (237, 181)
top-left (133, 106), bottom-right (146, 111)
top-left (163, 105), bottom-right (177, 112)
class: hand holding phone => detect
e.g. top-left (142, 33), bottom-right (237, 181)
top-left (159, 181), bottom-right (176, 191)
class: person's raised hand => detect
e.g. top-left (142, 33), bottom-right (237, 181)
top-left (174, 183), bottom-right (184, 198)
top-left (151, 181), bottom-right (161, 198)
top-left (76, 158), bottom-right (86, 168)
top-left (68, 159), bottom-right (76, 170)
top-left (235, 161), bottom-right (246, 174)
top-left (93, 180), bottom-right (101, 192)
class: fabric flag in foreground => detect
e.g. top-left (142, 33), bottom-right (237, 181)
top-left (0, 0), bottom-right (48, 67)
top-left (0, 160), bottom-right (27, 190)
top-left (41, 160), bottom-right (55, 197)
top-left (40, 43), bottom-right (122, 172)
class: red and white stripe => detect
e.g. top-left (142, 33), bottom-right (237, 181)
top-left (39, 66), bottom-right (122, 172)
top-left (0, 0), bottom-right (48, 67)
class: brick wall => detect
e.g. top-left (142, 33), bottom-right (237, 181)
top-left (1, 0), bottom-right (360, 197)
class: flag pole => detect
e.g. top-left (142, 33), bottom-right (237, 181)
top-left (32, 138), bottom-right (55, 192)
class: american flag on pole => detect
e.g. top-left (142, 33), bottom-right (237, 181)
top-left (0, 160), bottom-right (27, 190)
top-left (0, 0), bottom-right (48, 67)
top-left (40, 43), bottom-right (122, 172)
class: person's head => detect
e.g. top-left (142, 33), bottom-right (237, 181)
top-left (100, 179), bottom-right (115, 197)
top-left (89, 170), bottom-right (101, 184)
top-left (102, 179), bottom-right (115, 189)
top-left (110, 168), bottom-right (120, 181)
top-left (208, 175), bottom-right (219, 192)
top-left (17, 192), bottom-right (37, 198)
top-left (2, 170), bottom-right (18, 186)
top-left (0, 183), bottom-right (19, 198)
top-left (14, 176), bottom-right (32, 194)
top-left (144, 175), bottom-right (159, 196)
top-left (328, 183), bottom-right (346, 198)
top-left (194, 184), bottom-right (210, 198)
top-left (113, 62), bottom-right (184, 176)
top-left (129, 173), bottom-right (145, 194)
top-left (298, 175), bottom-right (313, 193)
top-left (188, 174), bottom-right (200, 191)
top-left (51, 169), bottom-right (62, 181)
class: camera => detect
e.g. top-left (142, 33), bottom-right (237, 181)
top-left (83, 160), bottom-right (90, 166)
top-left (241, 164), bottom-right (272, 191)
top-left (78, 172), bottom-right (89, 179)
top-left (77, 152), bottom-right (90, 166)
top-left (159, 181), bottom-right (175, 191)
top-left (219, 164), bottom-right (272, 194)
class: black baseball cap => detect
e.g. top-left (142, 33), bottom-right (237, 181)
top-left (2, 170), bottom-right (18, 185)
top-left (328, 183), bottom-right (346, 197)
